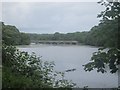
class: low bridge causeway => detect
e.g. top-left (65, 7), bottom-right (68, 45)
top-left (31, 40), bottom-right (78, 45)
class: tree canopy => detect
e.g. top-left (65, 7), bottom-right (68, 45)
top-left (2, 22), bottom-right (30, 45)
top-left (84, 1), bottom-right (120, 74)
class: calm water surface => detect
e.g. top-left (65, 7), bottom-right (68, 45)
top-left (18, 44), bottom-right (118, 88)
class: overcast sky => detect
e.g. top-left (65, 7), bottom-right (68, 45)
top-left (2, 2), bottom-right (105, 34)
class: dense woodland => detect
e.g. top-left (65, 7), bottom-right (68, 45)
top-left (28, 20), bottom-right (118, 47)
top-left (2, 22), bottom-right (30, 45)
top-left (2, 16), bottom-right (118, 48)
top-left (28, 8), bottom-right (118, 47)
top-left (1, 1), bottom-right (120, 89)
top-left (2, 21), bottom-right (118, 48)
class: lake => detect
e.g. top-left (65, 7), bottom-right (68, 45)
top-left (18, 44), bottom-right (118, 88)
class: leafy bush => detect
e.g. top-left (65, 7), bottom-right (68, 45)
top-left (83, 48), bottom-right (119, 73)
top-left (2, 44), bottom-right (76, 88)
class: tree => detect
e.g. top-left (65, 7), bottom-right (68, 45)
top-left (2, 23), bottom-right (21, 45)
top-left (2, 44), bottom-right (76, 88)
top-left (2, 22), bottom-right (30, 45)
top-left (20, 33), bottom-right (30, 45)
top-left (84, 1), bottom-right (120, 73)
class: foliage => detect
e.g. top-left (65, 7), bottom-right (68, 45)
top-left (2, 44), bottom-right (76, 88)
top-left (20, 33), bottom-right (30, 45)
top-left (85, 18), bottom-right (118, 47)
top-left (28, 22), bottom-right (118, 47)
top-left (28, 32), bottom-right (88, 44)
top-left (83, 47), bottom-right (119, 73)
top-left (2, 22), bottom-right (30, 45)
top-left (84, 1), bottom-right (120, 73)
top-left (2, 22), bottom-right (21, 45)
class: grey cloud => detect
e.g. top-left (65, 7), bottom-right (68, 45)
top-left (2, 2), bottom-right (105, 33)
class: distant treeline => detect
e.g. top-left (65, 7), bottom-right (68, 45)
top-left (2, 16), bottom-right (118, 48)
top-left (2, 22), bottom-right (30, 45)
top-left (28, 20), bottom-right (118, 47)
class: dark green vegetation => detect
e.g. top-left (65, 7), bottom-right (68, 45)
top-left (2, 44), bottom-right (76, 88)
top-left (84, 1), bottom-right (120, 74)
top-left (28, 32), bottom-right (88, 45)
top-left (1, 1), bottom-right (120, 89)
top-left (2, 22), bottom-right (30, 45)
top-left (28, 23), bottom-right (117, 47)
top-left (2, 22), bottom-right (76, 88)
top-left (28, 17), bottom-right (118, 47)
